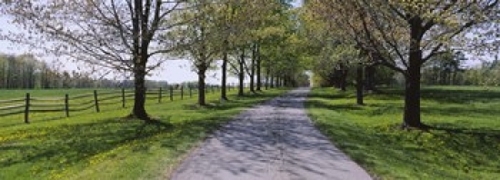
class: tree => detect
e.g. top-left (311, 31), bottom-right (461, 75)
top-left (171, 0), bottom-right (220, 106)
top-left (423, 50), bottom-right (467, 85)
top-left (308, 0), bottom-right (499, 128)
top-left (218, 0), bottom-right (292, 94)
top-left (211, 0), bottom-right (256, 99)
top-left (214, 0), bottom-right (238, 100)
top-left (252, 1), bottom-right (296, 90)
top-left (229, 48), bottom-right (247, 96)
top-left (3, 0), bottom-right (186, 120)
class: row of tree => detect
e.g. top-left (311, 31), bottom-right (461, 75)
top-left (1, 0), bottom-right (307, 120)
top-left (0, 53), bottom-right (94, 89)
top-left (0, 53), bottom-right (179, 89)
top-left (310, 47), bottom-right (500, 88)
top-left (2, 0), bottom-right (499, 127)
top-left (433, 57), bottom-right (500, 87)
top-left (301, 0), bottom-right (499, 128)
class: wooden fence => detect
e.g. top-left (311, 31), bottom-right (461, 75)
top-left (0, 85), bottom-right (230, 124)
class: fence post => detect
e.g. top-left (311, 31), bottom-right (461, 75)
top-left (65, 94), bottom-right (69, 117)
top-left (158, 87), bottom-right (162, 103)
top-left (94, 90), bottom-right (100, 112)
top-left (189, 86), bottom-right (192, 98)
top-left (169, 86), bottom-right (173, 101)
top-left (122, 88), bottom-right (125, 108)
top-left (181, 86), bottom-right (184, 100)
top-left (24, 93), bottom-right (30, 124)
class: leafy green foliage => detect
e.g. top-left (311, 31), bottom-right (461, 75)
top-left (422, 50), bottom-right (467, 85)
top-left (459, 58), bottom-right (500, 86)
top-left (310, 44), bottom-right (359, 87)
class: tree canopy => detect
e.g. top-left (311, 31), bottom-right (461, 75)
top-left (303, 0), bottom-right (500, 128)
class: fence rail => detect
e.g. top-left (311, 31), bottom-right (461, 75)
top-left (0, 85), bottom-right (231, 124)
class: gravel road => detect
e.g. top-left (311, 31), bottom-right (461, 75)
top-left (170, 88), bottom-right (372, 180)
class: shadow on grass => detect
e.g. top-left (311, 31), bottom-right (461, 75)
top-left (182, 92), bottom-right (284, 112)
top-left (421, 105), bottom-right (500, 117)
top-left (428, 123), bottom-right (500, 173)
top-left (365, 103), bottom-right (403, 116)
top-left (311, 121), bottom-right (460, 179)
top-left (307, 99), bottom-right (363, 111)
top-left (314, 119), bottom-right (500, 179)
top-left (306, 87), bottom-right (500, 178)
top-left (1, 89), bottom-right (288, 179)
top-left (307, 88), bottom-right (353, 99)
top-left (0, 114), bottom-right (234, 177)
top-left (376, 87), bottom-right (500, 104)
top-left (320, 86), bottom-right (500, 104)
top-left (430, 123), bottom-right (500, 140)
top-left (0, 106), bottom-right (128, 129)
top-left (0, 114), bottom-right (68, 129)
top-left (0, 119), bottom-right (172, 169)
top-left (420, 88), bottom-right (500, 104)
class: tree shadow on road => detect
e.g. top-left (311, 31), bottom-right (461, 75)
top-left (172, 89), bottom-right (371, 180)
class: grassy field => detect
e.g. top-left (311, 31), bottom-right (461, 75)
top-left (0, 88), bottom-right (288, 180)
top-left (0, 88), bottom-right (131, 127)
top-left (306, 86), bottom-right (500, 180)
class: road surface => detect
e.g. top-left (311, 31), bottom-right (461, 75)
top-left (170, 88), bottom-right (373, 180)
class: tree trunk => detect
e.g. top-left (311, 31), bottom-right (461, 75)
top-left (265, 67), bottom-right (270, 90)
top-left (333, 69), bottom-right (340, 89)
top-left (198, 68), bottom-right (206, 106)
top-left (220, 41), bottom-right (228, 100)
top-left (132, 62), bottom-right (149, 120)
top-left (6, 64), bottom-right (10, 89)
top-left (356, 64), bottom-right (364, 105)
top-left (339, 62), bottom-right (348, 91)
top-left (256, 44), bottom-right (262, 91)
top-left (403, 70), bottom-right (421, 128)
top-left (340, 70), bottom-right (347, 91)
top-left (270, 75), bottom-right (274, 88)
top-left (238, 49), bottom-right (245, 96)
top-left (403, 19), bottom-right (424, 128)
top-left (450, 72), bottom-right (455, 85)
top-left (250, 44), bottom-right (256, 92)
top-left (365, 65), bottom-right (375, 91)
top-left (283, 76), bottom-right (288, 87)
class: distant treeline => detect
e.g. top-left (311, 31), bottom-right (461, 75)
top-left (420, 51), bottom-right (500, 86)
top-left (313, 50), bottom-right (500, 88)
top-left (0, 53), bottom-right (200, 89)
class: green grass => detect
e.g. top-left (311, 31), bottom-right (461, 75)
top-left (0, 88), bottom-right (191, 127)
top-left (306, 86), bottom-right (500, 180)
top-left (0, 88), bottom-right (288, 180)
